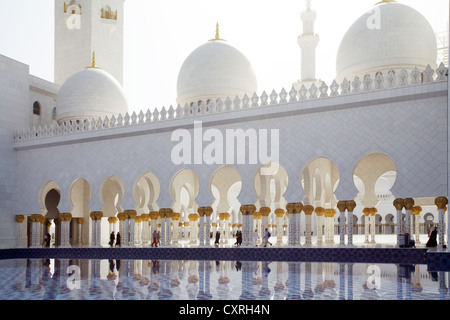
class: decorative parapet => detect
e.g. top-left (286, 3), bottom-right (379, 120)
top-left (13, 63), bottom-right (448, 143)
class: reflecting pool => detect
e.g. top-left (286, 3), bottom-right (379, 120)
top-left (0, 259), bottom-right (448, 300)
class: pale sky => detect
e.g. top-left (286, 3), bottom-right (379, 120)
top-left (0, 0), bottom-right (448, 113)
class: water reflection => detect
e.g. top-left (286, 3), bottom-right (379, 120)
top-left (0, 259), bottom-right (449, 300)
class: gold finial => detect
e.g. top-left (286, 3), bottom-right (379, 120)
top-left (86, 51), bottom-right (101, 69)
top-left (209, 22), bottom-right (226, 42)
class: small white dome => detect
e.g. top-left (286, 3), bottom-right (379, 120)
top-left (336, 2), bottom-right (437, 82)
top-left (176, 39), bottom-right (257, 107)
top-left (56, 67), bottom-right (128, 124)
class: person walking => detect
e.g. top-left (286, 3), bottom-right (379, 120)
top-left (214, 230), bottom-right (221, 246)
top-left (116, 232), bottom-right (121, 247)
top-left (109, 231), bottom-right (115, 247)
top-left (151, 230), bottom-right (158, 247)
top-left (253, 229), bottom-right (258, 246)
top-left (264, 228), bottom-right (272, 247)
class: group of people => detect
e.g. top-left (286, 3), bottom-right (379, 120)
top-left (109, 231), bottom-right (121, 247)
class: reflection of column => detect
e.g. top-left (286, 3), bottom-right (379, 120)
top-left (412, 206), bottom-right (422, 244)
top-left (15, 215), bottom-right (25, 248)
top-left (239, 261), bottom-right (255, 300)
top-left (275, 209), bottom-right (285, 246)
top-left (396, 264), bottom-right (403, 300)
top-left (303, 205), bottom-right (314, 246)
top-left (304, 262), bottom-right (314, 300)
top-left (394, 199), bottom-right (405, 246)
top-left (339, 263), bottom-right (345, 300)
top-left (346, 201), bottom-right (356, 246)
top-left (347, 263), bottom-right (354, 300)
top-left (435, 197), bottom-right (448, 248)
top-left (315, 207), bottom-right (324, 245)
top-left (287, 262), bottom-right (301, 300)
top-left (337, 202), bottom-right (346, 246)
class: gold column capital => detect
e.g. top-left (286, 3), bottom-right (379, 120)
top-left (260, 207), bottom-right (271, 216)
top-left (435, 197), bottom-right (448, 210)
top-left (369, 208), bottom-right (377, 216)
top-left (303, 205), bottom-right (314, 216)
top-left (286, 203), bottom-right (303, 214)
top-left (15, 215), bottom-right (25, 223)
top-left (393, 198), bottom-right (405, 210)
top-left (149, 211), bottom-right (160, 220)
top-left (411, 206), bottom-right (422, 215)
top-left (362, 208), bottom-right (370, 216)
top-left (274, 208), bottom-right (285, 218)
top-left (315, 207), bottom-right (325, 216)
top-left (240, 205), bottom-right (256, 216)
top-left (90, 211), bottom-right (103, 221)
top-left (337, 201), bottom-right (347, 213)
top-left (198, 206), bottom-right (213, 217)
top-left (159, 208), bottom-right (173, 219)
top-left (404, 198), bottom-right (415, 210)
top-left (59, 213), bottom-right (72, 222)
top-left (140, 214), bottom-right (150, 221)
top-left (324, 209), bottom-right (336, 218)
top-left (171, 213), bottom-right (181, 221)
top-left (346, 200), bottom-right (357, 212)
top-left (123, 210), bottom-right (137, 219)
top-left (188, 214), bottom-right (199, 222)
top-left (76, 218), bottom-right (84, 224)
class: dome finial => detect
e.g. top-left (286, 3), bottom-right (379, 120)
top-left (209, 22), bottom-right (226, 42)
top-left (91, 51), bottom-right (96, 68)
top-left (86, 51), bottom-right (101, 69)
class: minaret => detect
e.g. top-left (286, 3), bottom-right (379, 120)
top-left (294, 0), bottom-right (320, 88)
top-left (54, 0), bottom-right (125, 86)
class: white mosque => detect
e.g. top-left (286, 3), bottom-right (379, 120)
top-left (1, 0), bottom-right (449, 249)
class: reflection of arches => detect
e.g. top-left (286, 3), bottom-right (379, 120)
top-left (101, 175), bottom-right (124, 217)
top-left (170, 169), bottom-right (199, 216)
top-left (133, 172), bottom-right (160, 214)
top-left (253, 161), bottom-right (288, 209)
top-left (353, 153), bottom-right (396, 208)
top-left (301, 158), bottom-right (339, 208)
top-left (210, 166), bottom-right (241, 216)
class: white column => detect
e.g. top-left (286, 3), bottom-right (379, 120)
top-left (315, 208), bottom-right (324, 245)
top-left (338, 202), bottom-right (346, 246)
top-left (275, 209), bottom-right (284, 246)
top-left (435, 197), bottom-right (448, 248)
top-left (160, 209), bottom-right (167, 247)
top-left (303, 206), bottom-right (314, 246)
top-left (15, 216), bottom-right (25, 248)
top-left (346, 201), bottom-right (356, 246)
top-left (394, 199), bottom-right (404, 246)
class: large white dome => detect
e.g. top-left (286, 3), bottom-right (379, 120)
top-left (176, 39), bottom-right (258, 107)
top-left (336, 2), bottom-right (437, 82)
top-left (56, 67), bottom-right (128, 124)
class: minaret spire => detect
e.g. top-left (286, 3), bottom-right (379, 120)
top-left (297, 0), bottom-right (320, 83)
top-left (209, 22), bottom-right (226, 42)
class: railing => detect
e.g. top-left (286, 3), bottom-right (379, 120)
top-left (14, 63), bottom-right (448, 143)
